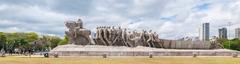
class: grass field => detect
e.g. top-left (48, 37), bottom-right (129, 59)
top-left (0, 56), bottom-right (240, 64)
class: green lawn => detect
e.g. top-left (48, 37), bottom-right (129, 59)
top-left (0, 56), bottom-right (240, 64)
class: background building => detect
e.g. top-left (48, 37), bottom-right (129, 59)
top-left (235, 28), bottom-right (240, 39)
top-left (202, 23), bottom-right (210, 41)
top-left (219, 27), bottom-right (227, 39)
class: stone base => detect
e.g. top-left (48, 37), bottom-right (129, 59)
top-left (50, 44), bottom-right (239, 56)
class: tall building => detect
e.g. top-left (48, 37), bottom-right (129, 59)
top-left (235, 28), bottom-right (240, 39)
top-left (202, 23), bottom-right (210, 41)
top-left (218, 27), bottom-right (227, 39)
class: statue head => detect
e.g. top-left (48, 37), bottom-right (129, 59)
top-left (149, 30), bottom-right (152, 33)
top-left (118, 26), bottom-right (121, 29)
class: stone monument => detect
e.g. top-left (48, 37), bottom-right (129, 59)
top-left (50, 18), bottom-right (238, 57)
top-left (65, 19), bottom-right (92, 45)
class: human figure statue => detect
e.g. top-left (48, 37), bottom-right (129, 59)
top-left (122, 28), bottom-right (131, 47)
top-left (96, 27), bottom-right (100, 39)
top-left (103, 26), bottom-right (110, 45)
top-left (109, 26), bottom-right (116, 46)
top-left (94, 25), bottom-right (163, 48)
top-left (112, 27), bottom-right (125, 46)
top-left (126, 31), bottom-right (134, 47)
top-left (130, 31), bottom-right (142, 47)
top-left (153, 32), bottom-right (162, 48)
top-left (147, 30), bottom-right (155, 47)
top-left (76, 19), bottom-right (83, 28)
top-left (99, 26), bottom-right (107, 45)
top-left (108, 26), bottom-right (113, 43)
top-left (65, 19), bottom-right (92, 45)
top-left (65, 21), bottom-right (77, 44)
top-left (141, 30), bottom-right (148, 46)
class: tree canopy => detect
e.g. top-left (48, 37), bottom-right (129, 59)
top-left (217, 38), bottom-right (240, 51)
top-left (0, 32), bottom-right (68, 54)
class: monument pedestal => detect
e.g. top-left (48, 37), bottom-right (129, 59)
top-left (50, 44), bottom-right (239, 56)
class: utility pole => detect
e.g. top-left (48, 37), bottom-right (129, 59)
top-left (228, 22), bottom-right (232, 49)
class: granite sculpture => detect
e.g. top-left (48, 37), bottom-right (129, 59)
top-left (62, 18), bottom-right (222, 49)
top-left (65, 19), bottom-right (92, 45)
top-left (50, 18), bottom-right (232, 57)
top-left (94, 26), bottom-right (161, 48)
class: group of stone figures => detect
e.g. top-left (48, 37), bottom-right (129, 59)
top-left (64, 19), bottom-right (162, 48)
top-left (94, 26), bottom-right (161, 48)
top-left (64, 19), bottom-right (223, 49)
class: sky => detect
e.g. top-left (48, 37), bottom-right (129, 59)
top-left (0, 0), bottom-right (240, 39)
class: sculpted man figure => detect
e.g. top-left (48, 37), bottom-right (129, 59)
top-left (103, 26), bottom-right (110, 45)
top-left (147, 30), bottom-right (155, 47)
top-left (141, 30), bottom-right (148, 46)
top-left (65, 19), bottom-right (92, 45)
top-left (65, 21), bottom-right (78, 44)
top-left (112, 27), bottom-right (124, 46)
top-left (99, 26), bottom-right (108, 45)
top-left (122, 28), bottom-right (130, 47)
top-left (153, 32), bottom-right (162, 48)
top-left (110, 26), bottom-right (117, 46)
top-left (96, 27), bottom-right (100, 39)
top-left (108, 26), bottom-right (113, 44)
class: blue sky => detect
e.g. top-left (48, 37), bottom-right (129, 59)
top-left (0, 0), bottom-right (240, 39)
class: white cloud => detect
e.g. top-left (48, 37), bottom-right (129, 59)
top-left (0, 0), bottom-right (240, 39)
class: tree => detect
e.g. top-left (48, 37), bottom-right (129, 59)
top-left (5, 40), bottom-right (15, 54)
top-left (14, 39), bottom-right (29, 53)
top-left (0, 32), bottom-right (67, 53)
top-left (31, 35), bottom-right (62, 51)
top-left (216, 38), bottom-right (228, 48)
top-left (220, 38), bottom-right (240, 51)
top-left (229, 38), bottom-right (240, 51)
top-left (26, 32), bottom-right (39, 43)
top-left (58, 35), bottom-right (69, 45)
top-left (0, 33), bottom-right (6, 50)
top-left (2, 32), bottom-right (39, 53)
top-left (42, 35), bottom-right (62, 49)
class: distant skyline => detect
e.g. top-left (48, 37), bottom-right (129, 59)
top-left (218, 27), bottom-right (228, 39)
top-left (0, 0), bottom-right (240, 39)
top-left (202, 23), bottom-right (210, 41)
